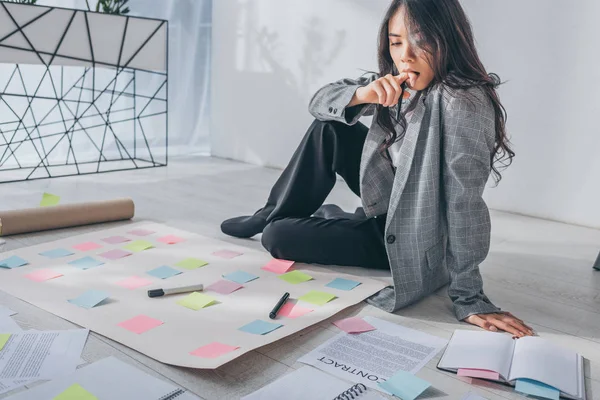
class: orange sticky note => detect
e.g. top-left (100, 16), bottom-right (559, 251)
top-left (261, 259), bottom-right (295, 274)
top-left (457, 368), bottom-right (500, 380)
top-left (25, 269), bottom-right (63, 282)
top-left (190, 342), bottom-right (239, 358)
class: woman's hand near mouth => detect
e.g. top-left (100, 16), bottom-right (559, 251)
top-left (351, 73), bottom-right (412, 107)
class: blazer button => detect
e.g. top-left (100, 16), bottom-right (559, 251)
top-left (386, 235), bottom-right (396, 244)
top-left (328, 107), bottom-right (333, 113)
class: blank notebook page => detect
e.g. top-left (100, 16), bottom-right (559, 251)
top-left (438, 330), bottom-right (515, 379)
top-left (509, 336), bottom-right (579, 396)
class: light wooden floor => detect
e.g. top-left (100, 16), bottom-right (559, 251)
top-left (0, 156), bottom-right (598, 400)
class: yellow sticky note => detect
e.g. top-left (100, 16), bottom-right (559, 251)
top-left (177, 292), bottom-right (216, 310)
top-left (123, 240), bottom-right (154, 253)
top-left (278, 270), bottom-right (313, 284)
top-left (298, 290), bottom-right (337, 306)
top-left (0, 334), bottom-right (11, 351)
top-left (40, 192), bottom-right (60, 207)
top-left (53, 383), bottom-right (98, 400)
top-left (175, 258), bottom-right (208, 270)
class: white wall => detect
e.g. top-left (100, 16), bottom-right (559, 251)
top-left (211, 0), bottom-right (600, 229)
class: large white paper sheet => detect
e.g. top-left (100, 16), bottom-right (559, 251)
top-left (0, 223), bottom-right (387, 368)
top-left (298, 317), bottom-right (447, 391)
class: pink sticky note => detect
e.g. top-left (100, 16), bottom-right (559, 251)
top-left (157, 235), bottom-right (185, 245)
top-left (102, 236), bottom-right (130, 244)
top-left (99, 249), bottom-right (132, 260)
top-left (25, 269), bottom-right (63, 282)
top-left (118, 315), bottom-right (163, 334)
top-left (278, 301), bottom-right (313, 319)
top-left (116, 276), bottom-right (153, 290)
top-left (206, 280), bottom-right (243, 295)
top-left (128, 229), bottom-right (155, 236)
top-left (333, 317), bottom-right (376, 334)
top-left (190, 342), bottom-right (240, 358)
top-left (457, 369), bottom-right (500, 380)
top-left (212, 250), bottom-right (243, 259)
top-left (73, 242), bottom-right (102, 251)
top-left (261, 259), bottom-right (295, 274)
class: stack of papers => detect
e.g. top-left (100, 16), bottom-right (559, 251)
top-left (0, 310), bottom-right (89, 396)
top-left (4, 357), bottom-right (192, 400)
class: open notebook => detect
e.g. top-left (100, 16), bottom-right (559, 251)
top-left (437, 330), bottom-right (586, 400)
top-left (242, 366), bottom-right (385, 400)
top-left (4, 357), bottom-right (195, 400)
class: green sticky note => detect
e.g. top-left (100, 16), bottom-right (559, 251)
top-left (123, 240), bottom-right (154, 253)
top-left (175, 258), bottom-right (209, 270)
top-left (298, 290), bottom-right (337, 306)
top-left (53, 383), bottom-right (98, 400)
top-left (40, 192), bottom-right (60, 207)
top-left (177, 292), bottom-right (217, 310)
top-left (279, 270), bottom-right (313, 284)
top-left (0, 334), bottom-right (11, 351)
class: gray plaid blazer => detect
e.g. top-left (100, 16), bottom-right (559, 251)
top-left (308, 72), bottom-right (501, 321)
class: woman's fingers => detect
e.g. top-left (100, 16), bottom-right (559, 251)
top-left (383, 74), bottom-right (402, 106)
top-left (466, 313), bottom-right (535, 337)
top-left (368, 73), bottom-right (411, 107)
top-left (488, 317), bottom-right (523, 337)
top-left (465, 315), bottom-right (497, 332)
top-left (504, 312), bottom-right (534, 333)
top-left (379, 78), bottom-right (396, 107)
top-left (372, 81), bottom-right (387, 105)
top-left (501, 315), bottom-right (534, 336)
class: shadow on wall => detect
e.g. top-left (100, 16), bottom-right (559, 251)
top-left (215, 0), bottom-right (348, 168)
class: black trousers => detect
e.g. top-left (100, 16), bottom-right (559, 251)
top-left (260, 119), bottom-right (390, 270)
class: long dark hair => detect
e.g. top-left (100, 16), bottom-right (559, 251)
top-left (376, 0), bottom-right (514, 184)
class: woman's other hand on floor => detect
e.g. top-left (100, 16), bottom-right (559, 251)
top-left (465, 312), bottom-right (535, 338)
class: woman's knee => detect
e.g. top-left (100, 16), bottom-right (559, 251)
top-left (261, 220), bottom-right (287, 257)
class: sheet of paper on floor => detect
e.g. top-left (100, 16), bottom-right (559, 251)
top-left (0, 315), bottom-right (31, 395)
top-left (298, 317), bottom-right (448, 392)
top-left (3, 356), bottom-right (186, 400)
top-left (242, 366), bottom-right (386, 400)
top-left (0, 307), bottom-right (16, 317)
top-left (0, 330), bottom-right (88, 384)
top-left (0, 222), bottom-right (387, 368)
top-left (0, 315), bottom-right (21, 332)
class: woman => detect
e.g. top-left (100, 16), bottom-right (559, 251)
top-left (222, 0), bottom-right (533, 337)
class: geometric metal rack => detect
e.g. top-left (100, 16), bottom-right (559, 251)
top-left (0, 1), bottom-right (168, 183)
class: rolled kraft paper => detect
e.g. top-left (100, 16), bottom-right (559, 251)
top-left (0, 198), bottom-right (135, 236)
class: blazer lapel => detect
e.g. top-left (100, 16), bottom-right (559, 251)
top-left (386, 98), bottom-right (426, 228)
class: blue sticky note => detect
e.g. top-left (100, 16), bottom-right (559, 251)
top-left (0, 255), bottom-right (29, 269)
top-left (515, 379), bottom-right (560, 400)
top-left (326, 278), bottom-right (361, 291)
top-left (39, 248), bottom-right (74, 259)
top-left (378, 370), bottom-right (430, 400)
top-left (68, 290), bottom-right (110, 309)
top-left (68, 256), bottom-right (105, 270)
top-left (239, 319), bottom-right (283, 335)
top-left (147, 265), bottom-right (182, 280)
top-left (223, 270), bottom-right (259, 284)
